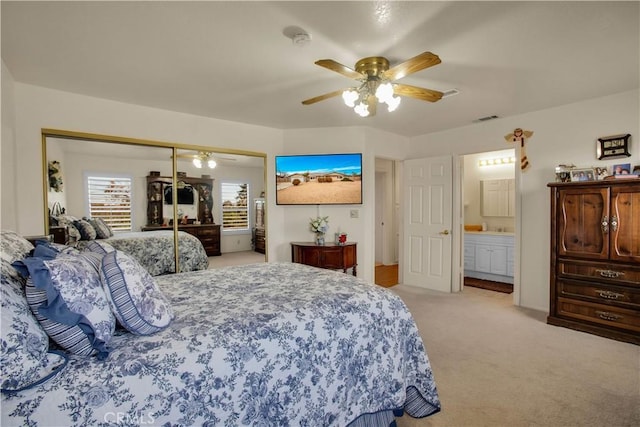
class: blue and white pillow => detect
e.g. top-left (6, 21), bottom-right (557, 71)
top-left (74, 219), bottom-right (97, 241)
top-left (0, 271), bottom-right (68, 394)
top-left (33, 239), bottom-right (80, 256)
top-left (0, 231), bottom-right (67, 393)
top-left (88, 217), bottom-right (113, 239)
top-left (83, 240), bottom-right (116, 255)
top-left (100, 250), bottom-right (174, 335)
top-left (15, 254), bottom-right (115, 359)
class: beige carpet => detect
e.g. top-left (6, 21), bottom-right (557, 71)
top-left (207, 250), bottom-right (265, 268)
top-left (392, 285), bottom-right (640, 427)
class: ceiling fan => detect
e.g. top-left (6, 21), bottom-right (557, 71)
top-left (175, 151), bottom-right (238, 169)
top-left (302, 51), bottom-right (443, 117)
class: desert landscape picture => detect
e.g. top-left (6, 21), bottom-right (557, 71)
top-left (275, 153), bottom-right (362, 205)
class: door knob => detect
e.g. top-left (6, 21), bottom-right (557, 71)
top-left (439, 230), bottom-right (450, 235)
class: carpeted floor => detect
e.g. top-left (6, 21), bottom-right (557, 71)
top-left (208, 250), bottom-right (265, 268)
top-left (464, 276), bottom-right (513, 294)
top-left (391, 285), bottom-right (640, 427)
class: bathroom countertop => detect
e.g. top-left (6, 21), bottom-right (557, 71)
top-left (464, 231), bottom-right (514, 236)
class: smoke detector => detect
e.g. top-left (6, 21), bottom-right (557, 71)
top-left (292, 32), bottom-right (311, 46)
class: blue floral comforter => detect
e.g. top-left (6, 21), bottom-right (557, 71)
top-left (81, 230), bottom-right (209, 276)
top-left (1, 262), bottom-right (440, 426)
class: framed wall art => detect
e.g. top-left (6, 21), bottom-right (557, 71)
top-left (596, 133), bottom-right (631, 160)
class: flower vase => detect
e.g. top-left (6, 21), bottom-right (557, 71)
top-left (315, 233), bottom-right (325, 245)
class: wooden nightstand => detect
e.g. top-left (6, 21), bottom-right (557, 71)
top-left (291, 242), bottom-right (357, 276)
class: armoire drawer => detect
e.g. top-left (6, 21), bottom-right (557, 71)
top-left (557, 297), bottom-right (640, 333)
top-left (557, 279), bottom-right (640, 309)
top-left (557, 260), bottom-right (640, 287)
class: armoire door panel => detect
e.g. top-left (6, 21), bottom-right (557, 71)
top-left (610, 189), bottom-right (640, 263)
top-left (558, 189), bottom-right (608, 259)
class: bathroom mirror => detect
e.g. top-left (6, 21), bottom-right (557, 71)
top-left (480, 178), bottom-right (515, 217)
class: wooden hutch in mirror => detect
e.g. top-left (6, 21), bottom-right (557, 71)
top-left (143, 173), bottom-right (221, 256)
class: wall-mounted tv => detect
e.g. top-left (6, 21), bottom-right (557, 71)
top-left (164, 184), bottom-right (195, 205)
top-left (275, 153), bottom-right (362, 205)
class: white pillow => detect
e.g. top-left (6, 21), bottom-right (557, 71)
top-left (100, 250), bottom-right (174, 335)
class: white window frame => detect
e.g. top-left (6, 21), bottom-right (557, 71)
top-left (84, 172), bottom-right (134, 232)
top-left (220, 181), bottom-right (250, 235)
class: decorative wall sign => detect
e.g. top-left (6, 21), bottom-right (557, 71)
top-left (504, 128), bottom-right (534, 171)
top-left (597, 133), bottom-right (631, 160)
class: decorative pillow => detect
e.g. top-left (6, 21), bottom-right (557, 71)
top-left (55, 218), bottom-right (81, 243)
top-left (0, 230), bottom-right (34, 283)
top-left (88, 217), bottom-right (112, 239)
top-left (84, 240), bottom-right (116, 255)
top-left (0, 232), bottom-right (68, 394)
top-left (74, 219), bottom-right (97, 241)
top-left (1, 272), bottom-right (69, 394)
top-left (15, 254), bottom-right (115, 359)
top-left (33, 239), bottom-right (80, 256)
top-left (101, 250), bottom-right (174, 335)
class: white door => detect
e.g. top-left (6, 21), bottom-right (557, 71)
top-left (402, 156), bottom-right (453, 292)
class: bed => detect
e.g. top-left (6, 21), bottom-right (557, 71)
top-left (77, 230), bottom-right (209, 276)
top-left (0, 230), bottom-right (441, 426)
top-left (53, 215), bottom-right (209, 276)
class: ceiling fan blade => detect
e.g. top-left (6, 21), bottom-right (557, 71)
top-left (383, 51), bottom-right (441, 81)
top-left (394, 84), bottom-right (444, 102)
top-left (175, 153), bottom-right (197, 159)
top-left (315, 59), bottom-right (364, 80)
top-left (302, 89), bottom-right (345, 105)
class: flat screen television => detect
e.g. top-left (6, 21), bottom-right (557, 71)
top-left (164, 184), bottom-right (195, 205)
top-left (275, 153), bottom-right (362, 205)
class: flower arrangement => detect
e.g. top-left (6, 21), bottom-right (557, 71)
top-left (309, 216), bottom-right (329, 235)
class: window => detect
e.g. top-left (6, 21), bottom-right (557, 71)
top-left (221, 182), bottom-right (249, 231)
top-left (86, 175), bottom-right (132, 231)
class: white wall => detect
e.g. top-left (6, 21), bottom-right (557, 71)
top-left (1, 60), bottom-right (18, 230)
top-left (408, 89), bottom-right (640, 311)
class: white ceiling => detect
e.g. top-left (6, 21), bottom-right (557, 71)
top-left (2, 1), bottom-right (639, 138)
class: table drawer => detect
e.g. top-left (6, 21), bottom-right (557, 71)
top-left (557, 260), bottom-right (640, 287)
top-left (557, 297), bottom-right (640, 333)
top-left (197, 226), bottom-right (219, 236)
top-left (557, 279), bottom-right (640, 309)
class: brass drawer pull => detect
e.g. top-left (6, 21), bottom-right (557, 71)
top-left (595, 269), bottom-right (625, 279)
top-left (610, 216), bottom-right (618, 232)
top-left (595, 311), bottom-right (622, 322)
top-left (601, 216), bottom-right (609, 233)
top-left (595, 289), bottom-right (625, 300)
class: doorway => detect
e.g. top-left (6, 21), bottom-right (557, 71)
top-left (461, 149), bottom-right (516, 294)
top-left (374, 158), bottom-right (399, 287)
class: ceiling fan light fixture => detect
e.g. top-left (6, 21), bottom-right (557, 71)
top-left (342, 89), bottom-right (358, 107)
top-left (354, 102), bottom-right (369, 117)
top-left (191, 152), bottom-right (217, 169)
top-left (375, 82), bottom-right (394, 103)
top-left (386, 95), bottom-right (401, 112)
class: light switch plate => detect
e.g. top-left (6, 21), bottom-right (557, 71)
top-left (350, 209), bottom-right (359, 218)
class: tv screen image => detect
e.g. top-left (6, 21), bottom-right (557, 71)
top-left (275, 153), bottom-right (362, 205)
top-left (164, 184), bottom-right (195, 205)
